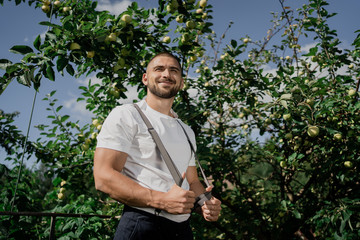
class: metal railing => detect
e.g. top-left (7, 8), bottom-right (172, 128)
top-left (0, 211), bottom-right (113, 240)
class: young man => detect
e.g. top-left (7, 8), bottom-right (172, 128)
top-left (93, 52), bottom-right (221, 239)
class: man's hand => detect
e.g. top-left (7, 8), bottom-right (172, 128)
top-left (162, 184), bottom-right (196, 214)
top-left (201, 186), bottom-right (221, 221)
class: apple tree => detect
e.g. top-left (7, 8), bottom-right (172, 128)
top-left (1, 0), bottom-right (359, 239)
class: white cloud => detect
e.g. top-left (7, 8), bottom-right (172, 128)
top-left (300, 42), bottom-right (318, 54)
top-left (96, 0), bottom-right (132, 16)
top-left (63, 96), bottom-right (94, 122)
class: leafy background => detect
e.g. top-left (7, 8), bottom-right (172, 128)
top-left (1, 0), bottom-right (359, 239)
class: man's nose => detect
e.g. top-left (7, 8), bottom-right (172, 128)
top-left (161, 69), bottom-right (170, 78)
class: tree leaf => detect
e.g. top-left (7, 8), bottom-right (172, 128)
top-left (46, 64), bottom-right (55, 81)
top-left (9, 45), bottom-right (34, 55)
top-left (57, 56), bottom-right (68, 72)
top-left (66, 64), bottom-right (75, 76)
top-left (33, 35), bottom-right (41, 51)
top-left (0, 59), bottom-right (12, 70)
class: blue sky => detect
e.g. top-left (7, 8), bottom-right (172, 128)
top-left (1, 0), bottom-right (360, 168)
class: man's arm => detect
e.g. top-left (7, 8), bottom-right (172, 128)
top-left (186, 166), bottom-right (222, 221)
top-left (93, 147), bottom-right (196, 214)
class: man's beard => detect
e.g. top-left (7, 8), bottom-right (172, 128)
top-left (147, 80), bottom-right (181, 99)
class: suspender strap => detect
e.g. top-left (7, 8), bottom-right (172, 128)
top-left (133, 104), bottom-right (183, 187)
top-left (176, 120), bottom-right (211, 188)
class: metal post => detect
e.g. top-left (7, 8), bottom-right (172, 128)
top-left (49, 216), bottom-right (56, 240)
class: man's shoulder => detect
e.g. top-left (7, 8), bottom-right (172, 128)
top-left (110, 101), bottom-right (142, 115)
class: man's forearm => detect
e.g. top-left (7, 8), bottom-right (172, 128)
top-left (95, 167), bottom-right (165, 209)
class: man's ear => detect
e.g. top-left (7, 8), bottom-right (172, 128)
top-left (142, 73), bottom-right (148, 86)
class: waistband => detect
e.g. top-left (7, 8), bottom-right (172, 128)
top-left (122, 205), bottom-right (190, 225)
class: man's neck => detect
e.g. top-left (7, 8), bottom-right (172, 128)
top-left (145, 94), bottom-right (174, 117)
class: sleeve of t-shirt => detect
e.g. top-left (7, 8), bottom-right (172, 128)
top-left (96, 105), bottom-right (137, 154)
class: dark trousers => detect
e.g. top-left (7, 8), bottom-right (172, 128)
top-left (114, 205), bottom-right (193, 240)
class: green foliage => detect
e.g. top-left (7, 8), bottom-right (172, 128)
top-left (1, 0), bottom-right (359, 239)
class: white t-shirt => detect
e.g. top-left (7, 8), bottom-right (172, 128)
top-left (96, 99), bottom-right (196, 222)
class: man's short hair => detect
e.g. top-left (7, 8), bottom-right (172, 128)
top-left (147, 52), bottom-right (183, 75)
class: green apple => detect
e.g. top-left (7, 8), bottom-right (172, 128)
top-left (69, 42), bottom-right (81, 50)
top-left (243, 38), bottom-right (250, 44)
top-left (349, 64), bottom-right (354, 69)
top-left (186, 20), bottom-right (196, 29)
top-left (196, 8), bottom-right (203, 14)
top-left (57, 192), bottom-right (65, 200)
top-left (348, 89), bottom-right (357, 97)
top-left (344, 161), bottom-right (353, 168)
top-left (181, 33), bottom-right (190, 43)
top-left (41, 4), bottom-right (50, 13)
top-left (285, 133), bottom-right (293, 140)
top-left (42, 0), bottom-right (51, 5)
top-left (92, 119), bottom-right (100, 127)
top-left (307, 125), bottom-right (319, 137)
top-left (86, 51), bottom-right (95, 58)
top-left (60, 180), bottom-right (66, 186)
top-left (199, 0), bottom-right (207, 8)
top-left (283, 113), bottom-right (291, 121)
top-left (162, 36), bottom-right (171, 44)
top-left (60, 187), bottom-right (66, 193)
top-left (170, 0), bottom-right (179, 10)
top-left (121, 14), bottom-right (132, 24)
top-left (54, 0), bottom-right (61, 7)
top-left (176, 15), bottom-right (184, 23)
top-left (280, 161), bottom-right (286, 168)
top-left (107, 33), bottom-right (117, 42)
top-left (333, 133), bottom-right (342, 141)
top-left (62, 6), bottom-right (71, 12)
top-left (97, 124), bottom-right (102, 131)
top-left (91, 132), bottom-right (98, 139)
top-left (190, 55), bottom-right (197, 61)
top-left (306, 98), bottom-right (314, 106)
